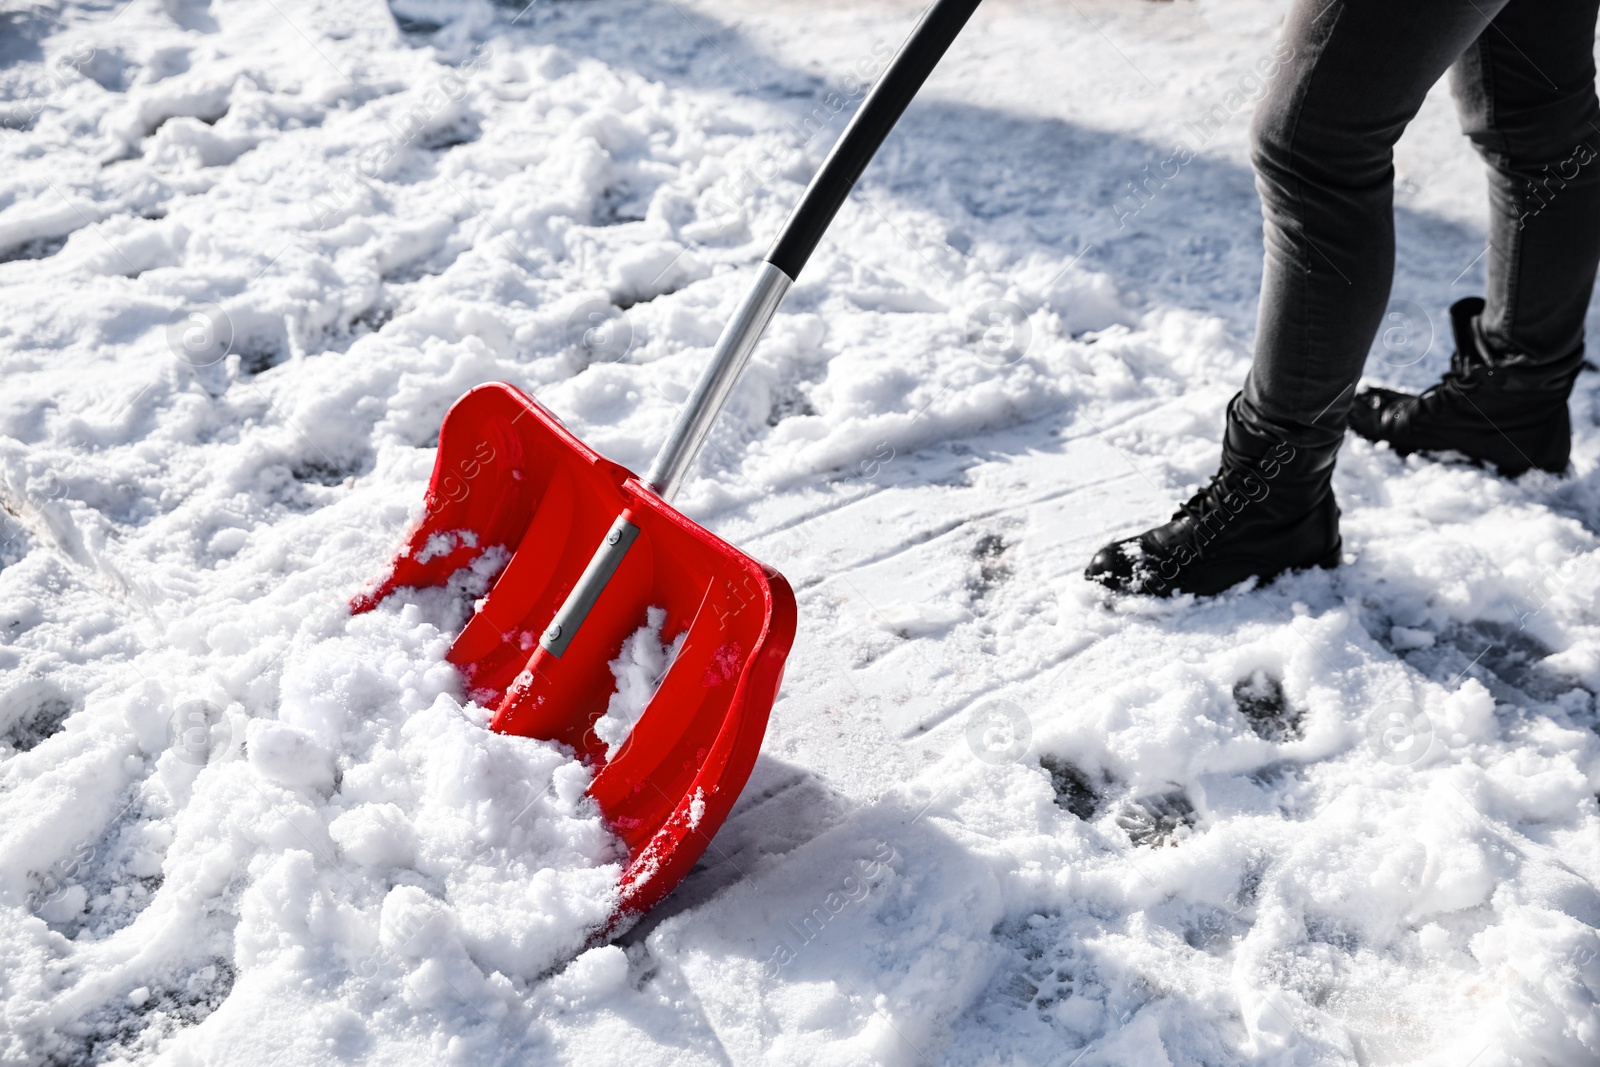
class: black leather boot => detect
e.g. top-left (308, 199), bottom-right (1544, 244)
top-left (1084, 399), bottom-right (1342, 597)
top-left (1349, 297), bottom-right (1583, 477)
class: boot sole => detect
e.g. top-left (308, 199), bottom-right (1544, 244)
top-left (1266, 537), bottom-right (1343, 583)
top-left (1166, 536), bottom-right (1343, 597)
top-left (1241, 536), bottom-right (1343, 591)
top-left (1410, 447), bottom-right (1567, 479)
top-left (1312, 538), bottom-right (1342, 570)
top-left (1352, 417), bottom-right (1569, 478)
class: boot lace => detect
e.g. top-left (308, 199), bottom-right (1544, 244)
top-left (1172, 451), bottom-right (1253, 527)
top-left (1410, 345), bottom-right (1490, 419)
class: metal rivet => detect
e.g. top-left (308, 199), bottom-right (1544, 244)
top-left (607, 529), bottom-right (621, 545)
top-left (546, 624), bottom-right (562, 641)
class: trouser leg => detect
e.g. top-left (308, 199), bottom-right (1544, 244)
top-left (1238, 0), bottom-right (1511, 450)
top-left (1452, 0), bottom-right (1600, 364)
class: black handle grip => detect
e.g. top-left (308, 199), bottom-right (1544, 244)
top-left (764, 0), bottom-right (982, 280)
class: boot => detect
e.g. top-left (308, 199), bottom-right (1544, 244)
top-left (1349, 297), bottom-right (1582, 477)
top-left (1084, 398), bottom-right (1342, 597)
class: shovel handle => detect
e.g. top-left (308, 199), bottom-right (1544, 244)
top-left (765, 0), bottom-right (984, 280)
top-left (644, 0), bottom-right (982, 501)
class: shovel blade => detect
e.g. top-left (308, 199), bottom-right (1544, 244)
top-left (355, 383), bottom-right (797, 925)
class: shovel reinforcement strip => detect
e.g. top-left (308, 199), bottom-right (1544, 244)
top-left (539, 514), bottom-right (640, 658)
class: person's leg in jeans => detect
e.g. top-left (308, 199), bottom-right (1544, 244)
top-left (1087, 0), bottom-right (1514, 596)
top-left (1236, 0), bottom-right (1512, 450)
top-left (1351, 0), bottom-right (1600, 474)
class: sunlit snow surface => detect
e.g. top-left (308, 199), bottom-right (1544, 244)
top-left (1, 0), bottom-right (1599, 1063)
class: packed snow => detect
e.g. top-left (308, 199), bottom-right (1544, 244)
top-left (1, 0), bottom-right (1599, 1064)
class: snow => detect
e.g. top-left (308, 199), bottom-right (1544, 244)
top-left (1, 0), bottom-right (1599, 1064)
top-left (592, 605), bottom-right (685, 759)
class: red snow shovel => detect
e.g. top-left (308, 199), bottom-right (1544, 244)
top-left (354, 0), bottom-right (982, 928)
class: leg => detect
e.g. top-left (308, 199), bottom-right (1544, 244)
top-left (1454, 0), bottom-right (1600, 364)
top-left (1085, 0), bottom-right (1514, 597)
top-left (1240, 0), bottom-right (1512, 451)
top-left (1349, 0), bottom-right (1600, 476)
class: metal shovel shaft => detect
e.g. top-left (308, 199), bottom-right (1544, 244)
top-left (644, 262), bottom-right (793, 502)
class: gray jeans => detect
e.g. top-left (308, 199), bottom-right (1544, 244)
top-left (1237, 0), bottom-right (1600, 450)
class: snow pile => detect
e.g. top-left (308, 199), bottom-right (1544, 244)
top-left (593, 606), bottom-right (686, 758)
top-left (0, 581), bottom-right (622, 1063)
top-left (0, 0), bottom-right (1598, 1063)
